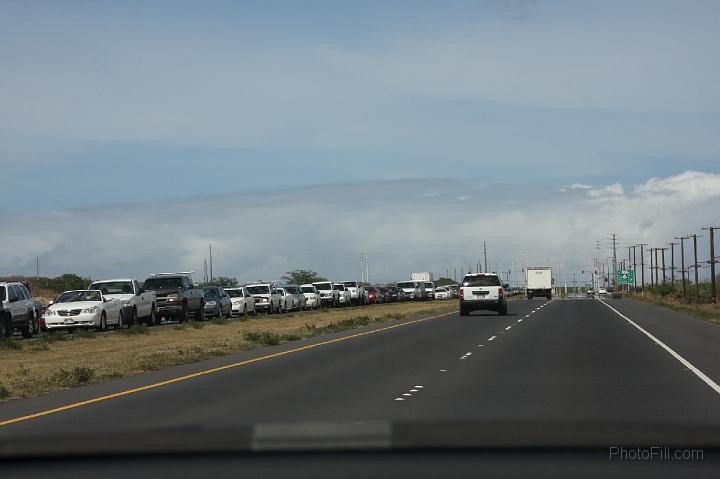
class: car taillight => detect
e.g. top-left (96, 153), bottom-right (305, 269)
top-left (499, 288), bottom-right (504, 298)
top-left (459, 289), bottom-right (464, 298)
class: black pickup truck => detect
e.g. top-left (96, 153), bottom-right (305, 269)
top-left (141, 273), bottom-right (205, 323)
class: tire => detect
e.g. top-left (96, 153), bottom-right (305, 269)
top-left (149, 306), bottom-right (161, 326)
top-left (178, 302), bottom-right (189, 323)
top-left (459, 305), bottom-right (468, 317)
top-left (32, 311), bottom-right (41, 335)
top-left (242, 305), bottom-right (247, 317)
top-left (0, 315), bottom-right (8, 339)
top-left (546, 295), bottom-right (552, 300)
top-left (499, 304), bottom-right (508, 316)
top-left (130, 307), bottom-right (137, 326)
top-left (21, 311), bottom-right (36, 338)
top-left (117, 311), bottom-right (124, 329)
top-left (96, 313), bottom-right (107, 332)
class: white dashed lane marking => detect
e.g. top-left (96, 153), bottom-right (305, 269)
top-left (488, 336), bottom-right (497, 341)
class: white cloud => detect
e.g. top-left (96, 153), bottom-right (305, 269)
top-left (1, 172), bottom-right (718, 284)
top-left (569, 183), bottom-right (593, 190)
top-left (587, 183), bottom-right (625, 198)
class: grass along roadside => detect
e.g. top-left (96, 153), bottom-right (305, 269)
top-left (0, 301), bottom-right (457, 401)
top-left (626, 291), bottom-right (720, 326)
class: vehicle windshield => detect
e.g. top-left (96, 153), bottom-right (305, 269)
top-left (143, 277), bottom-right (183, 291)
top-left (342, 282), bottom-right (357, 287)
top-left (224, 289), bottom-right (243, 298)
top-left (397, 282), bottom-right (416, 289)
top-left (56, 290), bottom-right (102, 303)
top-left (202, 287), bottom-right (219, 297)
top-left (333, 285), bottom-right (345, 290)
top-left (463, 275), bottom-right (501, 287)
top-left (301, 287), bottom-right (314, 293)
top-left (313, 282), bottom-right (331, 291)
top-left (89, 281), bottom-right (134, 294)
top-left (246, 286), bottom-right (270, 295)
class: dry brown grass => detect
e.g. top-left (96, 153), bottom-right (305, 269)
top-left (627, 291), bottom-right (720, 326)
top-left (0, 300), bottom-right (457, 400)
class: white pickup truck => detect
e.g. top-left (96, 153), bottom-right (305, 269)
top-left (88, 278), bottom-right (157, 326)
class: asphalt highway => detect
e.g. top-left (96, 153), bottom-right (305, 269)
top-left (2, 297), bottom-right (720, 438)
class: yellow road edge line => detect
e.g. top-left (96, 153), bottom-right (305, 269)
top-left (0, 311), bottom-right (456, 427)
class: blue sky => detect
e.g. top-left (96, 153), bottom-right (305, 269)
top-left (1, 1), bottom-right (719, 281)
top-left (2, 0), bottom-right (719, 212)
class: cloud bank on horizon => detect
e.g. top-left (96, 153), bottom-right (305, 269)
top-left (1, 170), bottom-right (718, 284)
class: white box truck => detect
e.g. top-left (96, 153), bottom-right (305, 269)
top-left (526, 267), bottom-right (552, 300)
top-left (411, 272), bottom-right (434, 282)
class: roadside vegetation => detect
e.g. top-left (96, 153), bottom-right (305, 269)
top-left (627, 280), bottom-right (720, 325)
top-left (0, 300), bottom-right (456, 400)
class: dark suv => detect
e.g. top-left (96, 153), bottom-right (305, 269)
top-left (459, 273), bottom-right (508, 316)
top-left (142, 273), bottom-right (205, 323)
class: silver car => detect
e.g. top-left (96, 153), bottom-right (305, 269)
top-left (0, 282), bottom-right (41, 338)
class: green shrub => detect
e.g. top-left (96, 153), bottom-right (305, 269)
top-left (53, 366), bottom-right (95, 387)
top-left (0, 339), bottom-right (21, 351)
top-left (119, 325), bottom-right (151, 336)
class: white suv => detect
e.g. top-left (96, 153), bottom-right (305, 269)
top-left (459, 273), bottom-right (508, 316)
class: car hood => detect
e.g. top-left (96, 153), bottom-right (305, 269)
top-left (48, 301), bottom-right (103, 311)
top-left (103, 293), bottom-right (134, 301)
top-left (2, 420), bottom-right (719, 458)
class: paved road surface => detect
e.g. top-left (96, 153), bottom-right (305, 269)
top-left (2, 298), bottom-right (720, 437)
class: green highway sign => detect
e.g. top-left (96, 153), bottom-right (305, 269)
top-left (617, 269), bottom-right (635, 285)
top-left (584, 283), bottom-right (592, 289)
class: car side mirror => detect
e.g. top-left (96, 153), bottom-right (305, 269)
top-left (48, 300), bottom-right (54, 306)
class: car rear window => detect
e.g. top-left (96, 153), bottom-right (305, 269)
top-left (0, 286), bottom-right (5, 301)
top-left (462, 275), bottom-right (501, 287)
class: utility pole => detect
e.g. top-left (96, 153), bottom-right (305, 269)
top-left (659, 247), bottom-right (667, 284)
top-left (483, 241), bottom-right (488, 274)
top-left (654, 248), bottom-right (660, 285)
top-left (632, 245), bottom-right (638, 290)
top-left (209, 243), bottom-right (213, 281)
top-left (675, 236), bottom-right (689, 300)
top-left (649, 248), bottom-right (655, 286)
top-left (702, 227), bottom-right (717, 304)
top-left (638, 244), bottom-right (647, 289)
top-left (365, 251), bottom-right (370, 283)
top-left (690, 233), bottom-right (702, 300)
top-left (35, 256), bottom-right (39, 279)
top-left (608, 234), bottom-right (618, 289)
top-left (203, 259), bottom-right (208, 283)
top-left (595, 241), bottom-right (601, 292)
top-left (668, 242), bottom-right (678, 291)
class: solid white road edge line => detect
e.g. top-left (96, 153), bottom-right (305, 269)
top-left (599, 299), bottom-right (720, 396)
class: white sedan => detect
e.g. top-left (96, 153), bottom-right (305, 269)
top-left (224, 287), bottom-right (257, 316)
top-left (301, 284), bottom-right (321, 309)
top-left (434, 287), bottom-right (451, 299)
top-left (44, 290), bottom-right (124, 331)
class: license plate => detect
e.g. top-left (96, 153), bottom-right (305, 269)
top-left (473, 291), bottom-right (488, 296)
top-left (64, 319), bottom-right (74, 324)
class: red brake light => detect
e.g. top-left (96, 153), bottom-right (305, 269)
top-left (499, 287), bottom-right (504, 298)
top-left (459, 289), bottom-right (464, 298)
